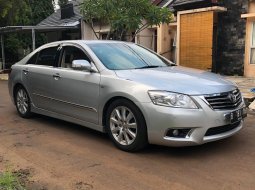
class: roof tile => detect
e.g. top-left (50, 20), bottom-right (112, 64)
top-left (37, 0), bottom-right (82, 26)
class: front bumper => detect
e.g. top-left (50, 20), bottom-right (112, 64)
top-left (138, 96), bottom-right (246, 147)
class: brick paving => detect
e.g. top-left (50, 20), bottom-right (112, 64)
top-left (225, 76), bottom-right (255, 111)
top-left (225, 76), bottom-right (255, 99)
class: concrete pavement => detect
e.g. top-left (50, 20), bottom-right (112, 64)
top-left (0, 73), bottom-right (8, 81)
top-left (225, 76), bottom-right (255, 99)
top-left (225, 76), bottom-right (255, 111)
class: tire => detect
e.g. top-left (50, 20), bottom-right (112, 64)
top-left (14, 86), bottom-right (32, 118)
top-left (106, 99), bottom-right (148, 152)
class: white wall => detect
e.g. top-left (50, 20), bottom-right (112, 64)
top-left (136, 27), bottom-right (157, 51)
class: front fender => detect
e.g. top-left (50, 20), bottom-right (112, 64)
top-left (98, 76), bottom-right (152, 126)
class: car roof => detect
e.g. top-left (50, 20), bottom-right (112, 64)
top-left (41, 40), bottom-right (129, 48)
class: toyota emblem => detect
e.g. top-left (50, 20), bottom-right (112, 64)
top-left (228, 93), bottom-right (236, 103)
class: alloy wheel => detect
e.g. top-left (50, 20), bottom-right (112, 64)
top-left (110, 106), bottom-right (137, 146)
top-left (16, 88), bottom-right (29, 115)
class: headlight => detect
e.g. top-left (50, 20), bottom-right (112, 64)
top-left (148, 91), bottom-right (198, 109)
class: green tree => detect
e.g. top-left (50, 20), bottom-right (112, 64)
top-left (29, 0), bottom-right (55, 25)
top-left (0, 0), bottom-right (55, 65)
top-left (0, 0), bottom-right (12, 18)
top-left (29, 0), bottom-right (55, 49)
top-left (0, 0), bottom-right (32, 64)
top-left (0, 0), bottom-right (31, 26)
top-left (80, 0), bottom-right (173, 40)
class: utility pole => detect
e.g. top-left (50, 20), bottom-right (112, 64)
top-left (1, 35), bottom-right (5, 70)
top-left (32, 28), bottom-right (35, 51)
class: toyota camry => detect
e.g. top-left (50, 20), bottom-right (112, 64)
top-left (8, 40), bottom-right (247, 151)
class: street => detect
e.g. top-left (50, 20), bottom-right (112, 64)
top-left (0, 80), bottom-right (255, 190)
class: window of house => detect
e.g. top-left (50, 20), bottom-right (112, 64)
top-left (172, 33), bottom-right (177, 63)
top-left (101, 33), bottom-right (113, 40)
top-left (61, 46), bottom-right (91, 68)
top-left (37, 46), bottom-right (58, 66)
top-left (250, 23), bottom-right (255, 64)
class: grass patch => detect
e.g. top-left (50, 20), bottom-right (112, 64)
top-left (0, 169), bottom-right (26, 190)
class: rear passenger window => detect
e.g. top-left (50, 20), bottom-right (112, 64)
top-left (37, 46), bottom-right (58, 66)
top-left (26, 53), bottom-right (38, 65)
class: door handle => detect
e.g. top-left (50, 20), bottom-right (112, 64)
top-left (22, 69), bottom-right (29, 75)
top-left (53, 73), bottom-right (61, 80)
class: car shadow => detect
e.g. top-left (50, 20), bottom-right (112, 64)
top-left (32, 113), bottom-right (109, 139)
top-left (28, 113), bottom-right (244, 158)
top-left (144, 139), bottom-right (235, 156)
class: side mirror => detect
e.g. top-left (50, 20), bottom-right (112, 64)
top-left (72, 60), bottom-right (97, 72)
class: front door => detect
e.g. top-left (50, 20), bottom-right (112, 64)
top-left (50, 45), bottom-right (100, 124)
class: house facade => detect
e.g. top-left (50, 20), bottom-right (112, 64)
top-left (151, 0), bottom-right (250, 76)
top-left (37, 1), bottom-right (83, 41)
top-left (37, 0), bottom-right (254, 77)
top-left (242, 0), bottom-right (255, 77)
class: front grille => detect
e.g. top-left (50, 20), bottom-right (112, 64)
top-left (205, 121), bottom-right (241, 136)
top-left (204, 89), bottom-right (242, 110)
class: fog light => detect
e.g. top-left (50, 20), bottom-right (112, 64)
top-left (166, 128), bottom-right (192, 138)
top-left (172, 129), bottom-right (179, 137)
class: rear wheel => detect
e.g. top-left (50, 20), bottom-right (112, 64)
top-left (15, 87), bottom-right (32, 118)
top-left (106, 99), bottom-right (148, 152)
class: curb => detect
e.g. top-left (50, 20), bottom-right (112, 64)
top-left (0, 74), bottom-right (8, 81)
top-left (244, 97), bottom-right (255, 114)
top-left (247, 109), bottom-right (255, 116)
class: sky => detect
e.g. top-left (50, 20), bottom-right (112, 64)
top-left (54, 0), bottom-right (60, 10)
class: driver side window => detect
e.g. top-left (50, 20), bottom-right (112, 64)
top-left (61, 46), bottom-right (91, 69)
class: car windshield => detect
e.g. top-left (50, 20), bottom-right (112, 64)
top-left (87, 43), bottom-right (173, 70)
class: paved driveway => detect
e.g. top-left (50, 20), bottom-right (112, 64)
top-left (0, 81), bottom-right (255, 190)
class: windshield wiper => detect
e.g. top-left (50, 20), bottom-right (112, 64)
top-left (136, 65), bottom-right (162, 69)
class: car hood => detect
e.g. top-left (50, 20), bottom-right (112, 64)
top-left (114, 66), bottom-right (237, 95)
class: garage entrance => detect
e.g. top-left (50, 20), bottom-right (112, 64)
top-left (179, 11), bottom-right (214, 70)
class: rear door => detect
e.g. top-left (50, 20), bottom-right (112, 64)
top-left (22, 45), bottom-right (59, 110)
top-left (50, 44), bottom-right (101, 124)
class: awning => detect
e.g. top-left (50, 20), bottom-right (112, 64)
top-left (0, 25), bottom-right (79, 34)
top-left (0, 24), bottom-right (80, 70)
top-left (241, 13), bottom-right (255, 19)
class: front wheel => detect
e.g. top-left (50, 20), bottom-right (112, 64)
top-left (15, 87), bottom-right (32, 118)
top-left (106, 99), bottom-right (148, 152)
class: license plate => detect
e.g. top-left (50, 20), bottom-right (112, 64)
top-left (225, 108), bottom-right (247, 124)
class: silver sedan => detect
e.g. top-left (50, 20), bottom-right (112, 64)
top-left (8, 40), bottom-right (247, 151)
